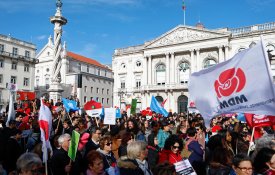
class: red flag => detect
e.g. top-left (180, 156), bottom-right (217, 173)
top-left (244, 113), bottom-right (272, 128)
top-left (161, 99), bottom-right (167, 107)
top-left (39, 99), bottom-right (52, 162)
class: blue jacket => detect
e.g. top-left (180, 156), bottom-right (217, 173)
top-left (157, 129), bottom-right (170, 149)
top-left (187, 140), bottom-right (204, 164)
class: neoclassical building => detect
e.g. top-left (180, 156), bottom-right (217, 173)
top-left (0, 34), bottom-right (37, 111)
top-left (112, 22), bottom-right (275, 113)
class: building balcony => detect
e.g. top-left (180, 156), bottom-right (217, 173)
top-left (131, 82), bottom-right (188, 92)
top-left (0, 51), bottom-right (38, 63)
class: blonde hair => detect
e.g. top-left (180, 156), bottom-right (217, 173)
top-left (127, 140), bottom-right (147, 159)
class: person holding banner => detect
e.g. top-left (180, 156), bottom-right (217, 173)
top-left (51, 134), bottom-right (72, 175)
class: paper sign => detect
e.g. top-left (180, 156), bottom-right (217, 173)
top-left (103, 108), bottom-right (116, 125)
top-left (174, 159), bottom-right (197, 175)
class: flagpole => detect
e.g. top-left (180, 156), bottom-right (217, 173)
top-left (45, 150), bottom-right (48, 175)
top-left (184, 9), bottom-right (186, 26)
top-left (247, 127), bottom-right (255, 156)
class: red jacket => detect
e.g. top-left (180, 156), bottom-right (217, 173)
top-left (158, 149), bottom-right (182, 164)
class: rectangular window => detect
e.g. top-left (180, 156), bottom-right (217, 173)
top-left (84, 96), bottom-right (87, 103)
top-left (87, 65), bottom-right (89, 72)
top-left (121, 82), bottom-right (125, 88)
top-left (0, 60), bottom-right (4, 68)
top-left (84, 86), bottom-right (87, 92)
top-left (0, 74), bottom-right (3, 84)
top-left (11, 76), bottom-right (16, 84)
top-left (136, 80), bottom-right (141, 88)
top-left (0, 44), bottom-right (4, 53)
top-left (97, 88), bottom-right (99, 93)
top-left (90, 97), bottom-right (93, 101)
top-left (105, 70), bottom-right (107, 76)
top-left (96, 97), bottom-right (99, 102)
top-left (107, 98), bottom-right (109, 104)
top-left (12, 47), bottom-right (18, 56)
top-left (102, 88), bottom-right (104, 94)
top-left (91, 87), bottom-right (93, 93)
top-left (11, 62), bottom-right (17, 70)
top-left (23, 78), bottom-right (29, 86)
top-left (45, 78), bottom-right (49, 89)
top-left (25, 51), bottom-right (30, 58)
top-left (36, 79), bottom-right (39, 86)
top-left (98, 69), bottom-right (100, 76)
top-left (24, 64), bottom-right (29, 72)
top-left (107, 89), bottom-right (109, 95)
top-left (102, 98), bottom-right (104, 104)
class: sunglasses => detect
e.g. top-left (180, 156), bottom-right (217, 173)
top-left (172, 145), bottom-right (180, 149)
top-left (105, 142), bottom-right (112, 146)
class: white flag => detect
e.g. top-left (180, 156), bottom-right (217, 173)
top-left (188, 39), bottom-right (275, 122)
top-left (6, 92), bottom-right (15, 127)
top-left (39, 99), bottom-right (53, 162)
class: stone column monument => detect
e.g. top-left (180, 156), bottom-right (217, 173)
top-left (48, 0), bottom-right (67, 103)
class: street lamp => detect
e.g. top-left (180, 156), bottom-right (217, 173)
top-left (118, 90), bottom-right (126, 109)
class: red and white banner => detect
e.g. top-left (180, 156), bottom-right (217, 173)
top-left (188, 39), bottom-right (275, 121)
top-left (244, 113), bottom-right (273, 128)
top-left (84, 100), bottom-right (102, 118)
top-left (39, 99), bottom-right (52, 162)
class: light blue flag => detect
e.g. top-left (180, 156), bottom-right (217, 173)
top-left (116, 108), bottom-right (121, 118)
top-left (150, 96), bottom-right (168, 117)
top-left (62, 98), bottom-right (79, 112)
top-left (100, 107), bottom-right (105, 120)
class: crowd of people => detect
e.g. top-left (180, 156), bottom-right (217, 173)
top-left (0, 98), bottom-right (275, 175)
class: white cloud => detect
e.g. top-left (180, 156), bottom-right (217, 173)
top-left (76, 43), bottom-right (97, 58)
top-left (36, 35), bottom-right (47, 41)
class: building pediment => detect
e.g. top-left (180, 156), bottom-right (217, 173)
top-left (145, 25), bottom-right (230, 48)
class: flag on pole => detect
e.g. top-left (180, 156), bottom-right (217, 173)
top-left (84, 100), bottom-right (102, 118)
top-left (5, 92), bottom-right (16, 127)
top-left (182, 0), bottom-right (186, 10)
top-left (188, 39), bottom-right (275, 123)
top-left (130, 99), bottom-right (137, 114)
top-left (68, 130), bottom-right (80, 162)
top-left (39, 99), bottom-right (53, 163)
top-left (116, 108), bottom-right (121, 118)
top-left (161, 98), bottom-right (167, 107)
top-left (62, 98), bottom-right (79, 112)
top-left (150, 96), bottom-right (168, 117)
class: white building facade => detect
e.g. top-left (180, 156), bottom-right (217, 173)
top-left (0, 34), bottom-right (37, 111)
top-left (35, 38), bottom-right (114, 107)
top-left (112, 22), bottom-right (275, 113)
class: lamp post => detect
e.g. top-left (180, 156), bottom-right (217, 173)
top-left (118, 90), bottom-right (127, 109)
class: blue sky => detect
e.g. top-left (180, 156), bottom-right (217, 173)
top-left (1, 0), bottom-right (275, 64)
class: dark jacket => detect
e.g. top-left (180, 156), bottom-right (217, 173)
top-left (147, 134), bottom-right (159, 169)
top-left (85, 140), bottom-right (99, 157)
top-left (51, 148), bottom-right (82, 175)
top-left (187, 139), bottom-right (204, 164)
top-left (117, 158), bottom-right (144, 175)
top-left (208, 162), bottom-right (231, 175)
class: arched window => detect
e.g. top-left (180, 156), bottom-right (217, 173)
top-left (204, 59), bottom-right (217, 69)
top-left (178, 62), bottom-right (190, 84)
top-left (178, 95), bottom-right (188, 113)
top-left (156, 64), bottom-right (166, 85)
